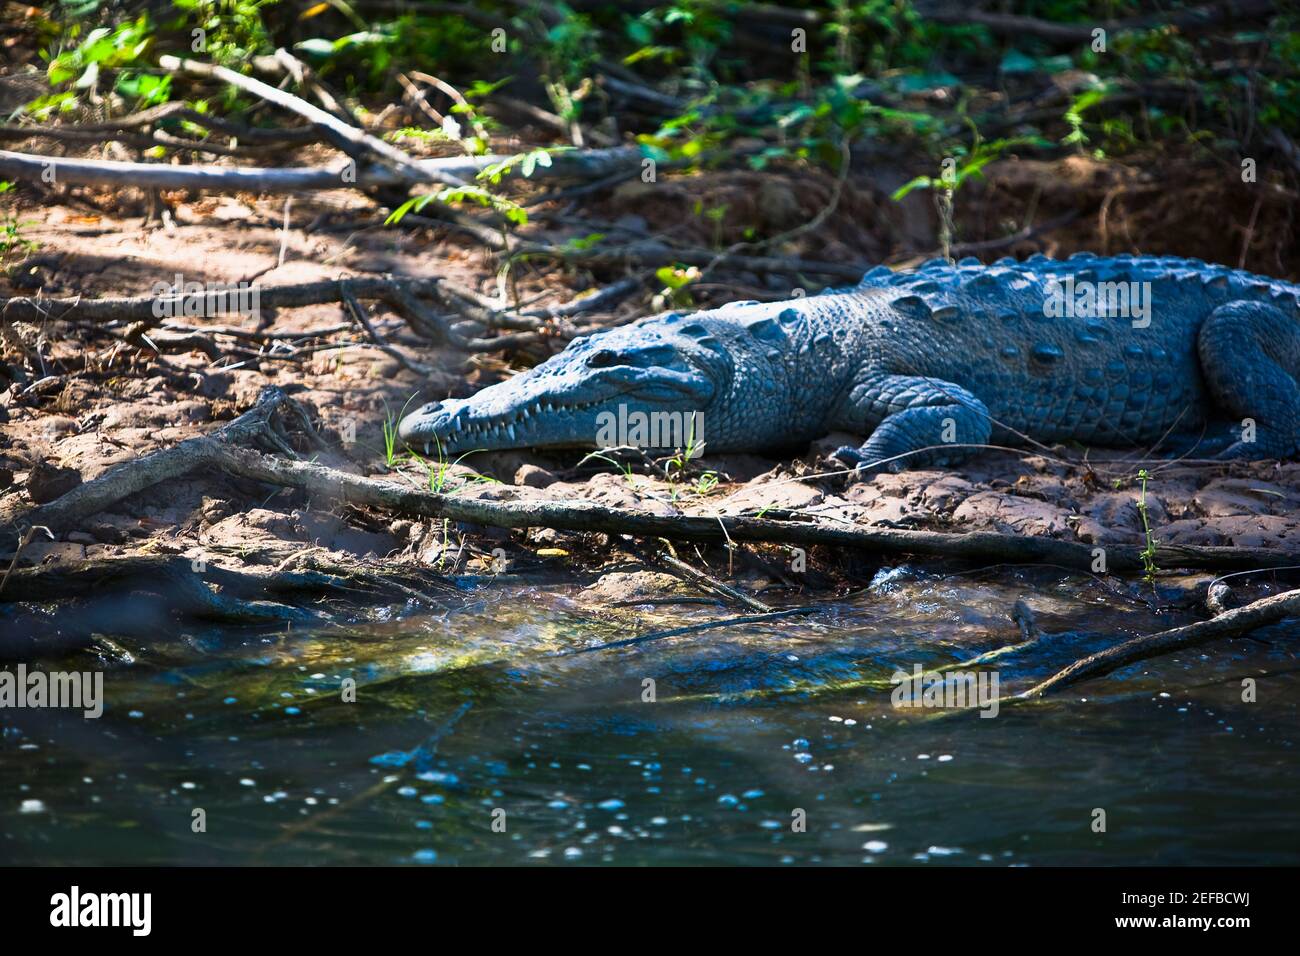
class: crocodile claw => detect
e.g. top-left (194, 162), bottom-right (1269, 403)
top-left (830, 445), bottom-right (874, 483)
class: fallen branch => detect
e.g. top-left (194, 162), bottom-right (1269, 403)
top-left (338, 281), bottom-right (434, 375)
top-left (1, 271), bottom-right (609, 359)
top-left (158, 53), bottom-right (468, 187)
top-left (0, 101), bottom-right (321, 146)
top-left (7, 393), bottom-right (1299, 576)
top-left (0, 273), bottom-right (535, 339)
top-left (18, 423), bottom-right (1296, 575)
top-left (0, 144), bottom-right (645, 195)
top-left (205, 451), bottom-right (1300, 573)
top-left (1020, 586), bottom-right (1300, 698)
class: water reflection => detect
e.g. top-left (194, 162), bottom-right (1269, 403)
top-left (2, 565), bottom-right (1297, 865)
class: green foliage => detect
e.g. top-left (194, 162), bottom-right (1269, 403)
top-left (564, 233), bottom-right (606, 252)
top-left (1134, 469), bottom-right (1160, 585)
top-left (34, 15), bottom-right (154, 118)
top-left (170, 0), bottom-right (280, 65)
top-left (653, 265), bottom-right (700, 309)
top-left (0, 182), bottom-right (38, 267)
top-left (386, 186), bottom-right (527, 228)
top-left (892, 136), bottom-right (1049, 201)
top-left (18, 0), bottom-right (1300, 240)
top-left (477, 147), bottom-right (567, 185)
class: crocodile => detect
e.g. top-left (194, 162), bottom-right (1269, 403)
top-left (398, 254), bottom-right (1300, 472)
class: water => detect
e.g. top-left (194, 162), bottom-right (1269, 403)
top-left (3, 565), bottom-right (1298, 865)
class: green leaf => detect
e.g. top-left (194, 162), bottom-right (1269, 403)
top-left (294, 38), bottom-right (337, 58)
top-left (891, 175), bottom-right (934, 201)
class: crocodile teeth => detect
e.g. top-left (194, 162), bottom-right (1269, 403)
top-left (424, 442), bottom-right (431, 455)
top-left (507, 424), bottom-right (517, 441)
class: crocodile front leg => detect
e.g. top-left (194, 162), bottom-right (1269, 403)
top-left (829, 373), bottom-right (992, 475)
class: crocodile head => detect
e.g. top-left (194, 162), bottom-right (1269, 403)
top-left (398, 318), bottom-right (730, 457)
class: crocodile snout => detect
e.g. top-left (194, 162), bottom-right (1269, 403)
top-left (397, 401), bottom-right (442, 442)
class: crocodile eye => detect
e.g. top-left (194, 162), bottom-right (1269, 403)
top-left (587, 349), bottom-right (620, 368)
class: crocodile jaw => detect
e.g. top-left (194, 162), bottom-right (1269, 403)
top-left (398, 393), bottom-right (615, 456)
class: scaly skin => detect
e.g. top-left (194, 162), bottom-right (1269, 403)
top-left (398, 254), bottom-right (1300, 471)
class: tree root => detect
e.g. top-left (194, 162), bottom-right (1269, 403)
top-left (0, 386), bottom-right (309, 540)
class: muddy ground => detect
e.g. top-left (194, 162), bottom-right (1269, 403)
top-left (3, 130), bottom-right (1299, 612)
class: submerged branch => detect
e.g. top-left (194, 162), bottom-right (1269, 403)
top-left (1021, 586), bottom-right (1300, 697)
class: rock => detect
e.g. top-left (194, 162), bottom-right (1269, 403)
top-left (38, 416), bottom-right (78, 440)
top-left (716, 477), bottom-right (822, 514)
top-left (920, 475), bottom-right (976, 514)
top-left (1161, 515), bottom-right (1294, 549)
top-left (18, 542), bottom-right (87, 565)
top-left (1193, 479), bottom-right (1298, 517)
top-left (65, 531), bottom-right (96, 545)
top-left (840, 485), bottom-right (923, 526)
top-left (472, 450), bottom-right (535, 483)
top-left (758, 180), bottom-right (802, 230)
top-left (1066, 513), bottom-right (1121, 544)
top-left (87, 522), bottom-right (128, 545)
top-left (530, 527), bottom-right (587, 548)
top-left (202, 508), bottom-right (304, 549)
top-left (577, 570), bottom-right (690, 604)
top-left (951, 490), bottom-right (1074, 537)
top-left (200, 496), bottom-right (233, 524)
top-left (1084, 490), bottom-right (1169, 535)
top-left (558, 473), bottom-right (679, 516)
top-left (0, 466), bottom-right (12, 490)
top-left (515, 464), bottom-right (557, 488)
top-left (25, 460), bottom-right (82, 504)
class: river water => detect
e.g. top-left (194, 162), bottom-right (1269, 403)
top-left (3, 565), bottom-right (1297, 865)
